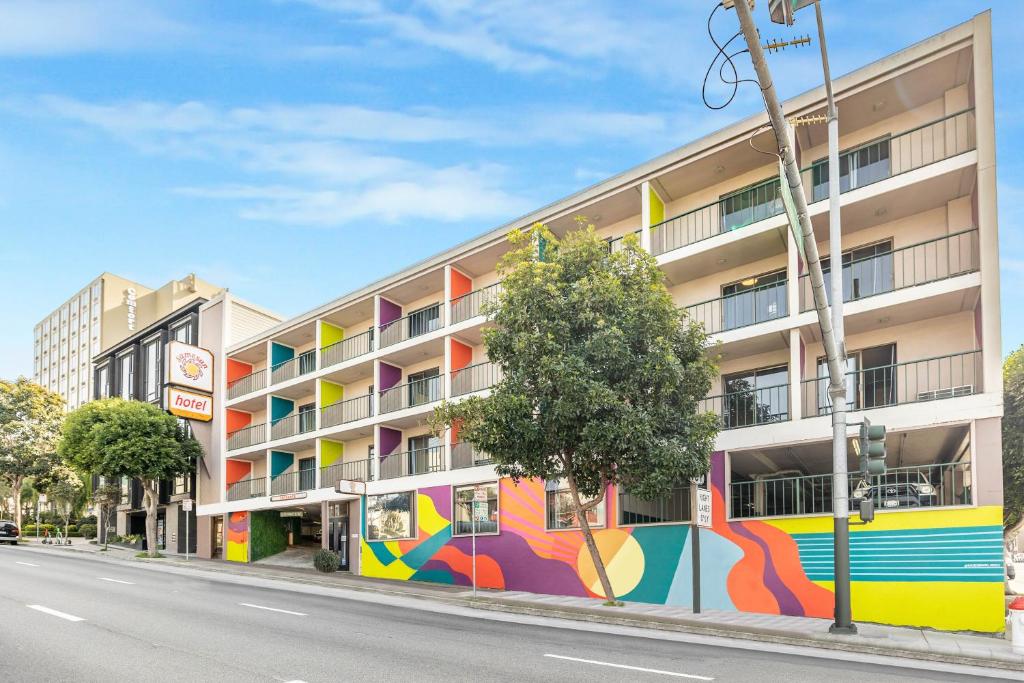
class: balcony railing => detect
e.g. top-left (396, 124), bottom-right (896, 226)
top-left (451, 361), bottom-right (503, 397)
top-left (451, 282), bottom-right (502, 324)
top-left (685, 280), bottom-right (788, 335)
top-left (700, 383), bottom-right (789, 430)
top-left (227, 369), bottom-right (266, 400)
top-left (801, 350), bottom-right (981, 418)
top-left (380, 375), bottom-right (442, 414)
top-left (652, 109), bottom-right (977, 257)
top-left (607, 230), bottom-right (641, 253)
top-left (379, 445), bottom-right (446, 480)
top-left (270, 410), bottom-right (317, 441)
top-left (380, 304), bottom-right (442, 348)
top-left (226, 476), bottom-right (266, 502)
top-left (271, 349), bottom-right (317, 384)
top-left (227, 423), bottom-right (265, 451)
top-left (320, 329), bottom-right (374, 368)
top-left (799, 230), bottom-right (979, 312)
top-left (320, 458), bottom-right (374, 487)
top-left (321, 394), bottom-right (373, 429)
top-left (730, 461), bottom-right (972, 520)
top-left (270, 469), bottom-right (317, 496)
top-left (451, 442), bottom-right (493, 470)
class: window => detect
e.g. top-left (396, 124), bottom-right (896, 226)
top-left (722, 365), bottom-right (789, 427)
top-left (454, 483), bottom-right (499, 535)
top-left (170, 316), bottom-right (195, 344)
top-left (366, 491), bottom-right (415, 540)
top-left (407, 368), bottom-right (440, 406)
top-left (811, 137), bottom-right (891, 202)
top-left (173, 475), bottom-right (190, 495)
top-left (406, 434), bottom-right (442, 475)
top-left (720, 270), bottom-right (787, 330)
top-left (817, 343), bottom-right (896, 413)
top-left (120, 476), bottom-right (130, 505)
top-left (298, 402), bottom-right (316, 433)
top-left (821, 239), bottom-right (894, 304)
top-left (407, 303), bottom-right (441, 338)
top-left (117, 352), bottom-right (134, 399)
top-left (719, 179), bottom-right (782, 232)
top-left (545, 480), bottom-right (606, 530)
top-left (619, 485), bottom-right (691, 525)
top-left (298, 457), bottom-right (316, 491)
top-left (142, 336), bottom-right (161, 402)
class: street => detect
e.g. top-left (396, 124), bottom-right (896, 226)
top-left (0, 544), bottom-right (1014, 683)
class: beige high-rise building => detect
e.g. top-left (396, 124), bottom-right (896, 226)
top-left (33, 273), bottom-right (224, 410)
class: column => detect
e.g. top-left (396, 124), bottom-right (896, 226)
top-left (640, 181), bottom-right (652, 253)
top-left (443, 336), bottom-right (453, 471)
top-left (789, 328), bottom-right (803, 422)
top-left (443, 265), bottom-right (452, 328)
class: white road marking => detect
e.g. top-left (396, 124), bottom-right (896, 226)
top-left (543, 654), bottom-right (714, 680)
top-left (27, 605), bottom-right (85, 622)
top-left (15, 561), bottom-right (39, 567)
top-left (239, 602), bottom-right (307, 616)
top-left (98, 577), bottom-right (135, 585)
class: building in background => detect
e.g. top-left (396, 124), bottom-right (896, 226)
top-left (195, 14), bottom-right (1002, 633)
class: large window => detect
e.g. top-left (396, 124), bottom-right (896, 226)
top-left (142, 336), bottom-right (161, 402)
top-left (366, 491), bottom-right (415, 541)
top-left (117, 351), bottom-right (134, 400)
top-left (619, 486), bottom-right (691, 526)
top-left (407, 303), bottom-right (441, 338)
top-left (817, 343), bottom-right (896, 413)
top-left (453, 483), bottom-right (499, 536)
top-left (811, 137), bottom-right (891, 202)
top-left (720, 270), bottom-right (787, 330)
top-left (96, 363), bottom-right (110, 399)
top-left (722, 365), bottom-right (789, 428)
top-left (408, 368), bottom-right (440, 406)
top-left (170, 316), bottom-right (195, 344)
top-left (719, 179), bottom-right (781, 232)
top-left (545, 480), bottom-right (606, 530)
top-left (821, 239), bottom-right (894, 304)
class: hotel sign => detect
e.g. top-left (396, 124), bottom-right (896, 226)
top-left (166, 341), bottom-right (214, 394)
top-left (125, 287), bottom-right (138, 331)
top-left (167, 387), bottom-right (213, 422)
top-left (270, 491), bottom-right (308, 502)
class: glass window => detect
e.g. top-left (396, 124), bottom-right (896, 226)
top-left (454, 483), bottom-right (499, 535)
top-left (619, 485), bottom-right (691, 525)
top-left (720, 270), bottom-right (788, 330)
top-left (821, 240), bottom-right (894, 304)
top-left (545, 480), bottom-right (606, 530)
top-left (96, 364), bottom-right (110, 399)
top-left (812, 137), bottom-right (891, 201)
top-left (120, 476), bottom-right (130, 505)
top-left (366, 491), bottom-right (415, 540)
top-left (407, 368), bottom-right (440, 406)
top-left (722, 365), bottom-right (789, 427)
top-left (817, 343), bottom-right (896, 413)
top-left (171, 318), bottom-right (194, 344)
top-left (173, 475), bottom-right (189, 495)
top-left (118, 352), bottom-right (134, 399)
top-left (407, 303), bottom-right (441, 338)
top-left (142, 337), bottom-right (161, 402)
top-left (719, 179), bottom-right (782, 232)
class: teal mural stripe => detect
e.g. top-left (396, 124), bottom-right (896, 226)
top-left (621, 525), bottom-right (688, 604)
top-left (271, 396), bottom-right (294, 422)
top-left (365, 539), bottom-right (398, 565)
top-left (270, 451), bottom-right (294, 478)
top-left (271, 342), bottom-right (295, 367)
top-left (401, 527), bottom-right (452, 570)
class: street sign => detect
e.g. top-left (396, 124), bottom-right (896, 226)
top-left (473, 486), bottom-right (488, 502)
top-left (696, 489), bottom-right (713, 528)
top-left (182, 499), bottom-right (193, 512)
top-left (334, 479), bottom-right (367, 496)
top-left (473, 500), bottom-right (489, 523)
top-left (779, 156), bottom-right (807, 265)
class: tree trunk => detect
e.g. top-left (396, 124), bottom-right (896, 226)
top-left (565, 471), bottom-right (617, 604)
top-left (12, 476), bottom-right (23, 532)
top-left (142, 479), bottom-right (160, 557)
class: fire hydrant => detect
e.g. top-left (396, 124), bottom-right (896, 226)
top-left (1009, 596), bottom-right (1024, 654)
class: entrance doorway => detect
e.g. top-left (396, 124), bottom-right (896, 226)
top-left (212, 516), bottom-right (224, 558)
top-left (328, 502), bottom-right (350, 571)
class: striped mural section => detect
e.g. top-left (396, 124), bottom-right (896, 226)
top-left (791, 525), bottom-right (1004, 582)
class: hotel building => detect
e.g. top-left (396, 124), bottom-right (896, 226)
top-left (195, 14), bottom-right (1004, 632)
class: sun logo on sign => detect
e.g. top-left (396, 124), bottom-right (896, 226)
top-left (177, 352), bottom-right (207, 381)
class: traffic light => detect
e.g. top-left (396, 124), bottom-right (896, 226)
top-left (858, 418), bottom-right (887, 476)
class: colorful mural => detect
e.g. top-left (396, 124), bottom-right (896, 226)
top-left (359, 452), bottom-right (1005, 632)
top-left (226, 511), bottom-right (249, 563)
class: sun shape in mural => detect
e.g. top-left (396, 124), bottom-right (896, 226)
top-left (575, 529), bottom-right (645, 598)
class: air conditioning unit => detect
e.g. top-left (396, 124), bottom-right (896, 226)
top-left (918, 385), bottom-right (973, 401)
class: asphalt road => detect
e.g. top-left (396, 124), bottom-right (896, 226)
top-left (0, 544), bottom-right (1014, 683)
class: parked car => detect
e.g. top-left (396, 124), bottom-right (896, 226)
top-left (0, 520), bottom-right (19, 545)
top-left (850, 472), bottom-right (938, 510)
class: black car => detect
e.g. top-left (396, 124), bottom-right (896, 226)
top-left (0, 520), bottom-right (19, 545)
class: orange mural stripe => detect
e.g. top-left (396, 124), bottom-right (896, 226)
top-left (710, 485), bottom-right (780, 614)
top-left (744, 520), bottom-right (835, 618)
top-left (432, 545), bottom-right (506, 590)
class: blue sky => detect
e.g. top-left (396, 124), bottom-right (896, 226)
top-left (1, 1), bottom-right (1022, 378)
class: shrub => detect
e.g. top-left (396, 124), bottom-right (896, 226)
top-left (79, 524), bottom-right (97, 539)
top-left (67, 525), bottom-right (78, 534)
top-left (313, 549), bottom-right (339, 573)
top-left (23, 524), bottom-right (56, 536)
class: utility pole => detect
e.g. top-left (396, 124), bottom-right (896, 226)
top-left (731, 0), bottom-right (855, 634)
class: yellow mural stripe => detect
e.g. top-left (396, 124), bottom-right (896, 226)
top-left (360, 539), bottom-right (416, 580)
top-left (764, 505), bottom-right (1002, 535)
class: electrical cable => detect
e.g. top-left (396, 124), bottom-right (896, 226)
top-left (702, 2), bottom-right (760, 111)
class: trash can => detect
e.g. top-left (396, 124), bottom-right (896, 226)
top-left (1009, 596), bottom-right (1024, 654)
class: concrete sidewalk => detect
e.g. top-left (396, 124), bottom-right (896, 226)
top-left (27, 538), bottom-right (1024, 673)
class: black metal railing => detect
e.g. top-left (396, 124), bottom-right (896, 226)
top-left (271, 349), bottom-right (317, 384)
top-left (320, 329), bottom-right (374, 368)
top-left (802, 350), bottom-right (981, 417)
top-left (685, 280), bottom-right (788, 335)
top-left (227, 423), bottom-right (265, 450)
top-left (380, 375), bottom-right (442, 414)
top-left (226, 476), bottom-right (266, 501)
top-left (321, 394), bottom-right (373, 428)
top-left (700, 383), bottom-right (790, 430)
top-left (270, 410), bottom-right (317, 441)
top-left (451, 361), bottom-right (502, 397)
top-left (380, 304), bottom-right (442, 348)
top-left (618, 486), bottom-right (692, 525)
top-left (730, 461), bottom-right (972, 519)
top-left (607, 229), bottom-right (641, 253)
top-left (270, 469), bottom-right (317, 496)
top-left (379, 445), bottom-right (446, 480)
top-left (227, 369), bottom-right (266, 400)
top-left (320, 458), bottom-right (374, 487)
top-left (799, 230), bottom-right (979, 312)
top-left (451, 282), bottom-right (502, 324)
top-left (451, 442), bottom-right (493, 470)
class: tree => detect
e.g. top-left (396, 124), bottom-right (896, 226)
top-left (0, 378), bottom-right (65, 530)
top-left (432, 223), bottom-right (719, 604)
top-left (1003, 346), bottom-right (1024, 546)
top-left (92, 481), bottom-right (123, 549)
top-left (35, 464), bottom-right (83, 543)
top-left (59, 399), bottom-right (201, 557)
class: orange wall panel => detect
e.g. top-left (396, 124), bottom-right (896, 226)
top-left (227, 359), bottom-right (254, 384)
top-left (226, 409), bottom-right (252, 434)
top-left (225, 460), bottom-right (252, 488)
top-left (450, 269), bottom-right (473, 298)
top-left (450, 338), bottom-right (473, 371)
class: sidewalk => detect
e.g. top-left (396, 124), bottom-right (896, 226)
top-left (27, 539), bottom-right (1024, 673)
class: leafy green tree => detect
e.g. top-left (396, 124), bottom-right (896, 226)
top-left (60, 399), bottom-right (201, 557)
top-left (433, 223), bottom-right (719, 604)
top-left (1003, 346), bottom-right (1024, 545)
top-left (35, 464), bottom-right (83, 542)
top-left (0, 378), bottom-right (65, 530)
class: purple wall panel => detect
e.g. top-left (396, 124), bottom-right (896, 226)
top-left (379, 426), bottom-right (402, 456)
top-left (379, 298), bottom-right (402, 326)
top-left (379, 362), bottom-right (402, 391)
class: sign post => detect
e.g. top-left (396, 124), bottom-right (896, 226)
top-left (691, 479), bottom-right (713, 614)
top-left (182, 498), bottom-right (193, 561)
top-left (471, 486), bottom-right (488, 598)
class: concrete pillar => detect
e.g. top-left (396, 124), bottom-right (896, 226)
top-left (443, 265), bottom-right (452, 328)
top-left (789, 328), bottom-right (803, 422)
top-left (972, 417), bottom-right (1003, 507)
top-left (640, 181), bottom-right (653, 253)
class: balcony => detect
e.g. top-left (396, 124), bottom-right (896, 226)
top-left (798, 230), bottom-right (979, 312)
top-left (451, 282), bottom-right (502, 325)
top-left (227, 423), bottom-right (266, 451)
top-left (607, 230), bottom-right (641, 253)
top-left (270, 410), bottom-right (317, 441)
top-left (321, 394), bottom-right (374, 429)
top-left (451, 361), bottom-right (503, 397)
top-left (801, 350), bottom-right (981, 418)
top-left (701, 383), bottom-right (790, 431)
top-left (271, 349), bottom-right (316, 385)
top-left (379, 445), bottom-right (446, 480)
top-left (451, 442), bottom-right (493, 470)
top-left (227, 369), bottom-right (266, 400)
top-left (269, 469), bottom-right (317, 496)
top-left (320, 329), bottom-right (374, 368)
top-left (685, 279), bottom-right (788, 335)
top-left (320, 458), bottom-right (374, 487)
top-left (226, 476), bottom-right (266, 502)
top-left (380, 375), bottom-right (442, 414)
top-left (380, 304), bottom-right (442, 348)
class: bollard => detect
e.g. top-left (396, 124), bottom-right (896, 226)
top-left (1009, 596), bottom-right (1024, 654)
